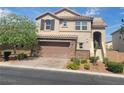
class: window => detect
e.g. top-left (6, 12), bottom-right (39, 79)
top-left (75, 21), bottom-right (87, 30)
top-left (76, 21), bottom-right (81, 30)
top-left (46, 20), bottom-right (51, 30)
top-left (79, 43), bottom-right (83, 48)
top-left (82, 22), bottom-right (87, 30)
top-left (62, 21), bottom-right (67, 27)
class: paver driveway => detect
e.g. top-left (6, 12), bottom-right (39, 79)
top-left (1, 57), bottom-right (69, 69)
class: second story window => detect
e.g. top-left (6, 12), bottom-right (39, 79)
top-left (76, 21), bottom-right (81, 30)
top-left (62, 21), bottom-right (67, 27)
top-left (40, 19), bottom-right (55, 30)
top-left (82, 22), bottom-right (87, 30)
top-left (46, 20), bottom-right (51, 30)
top-left (75, 21), bottom-right (87, 30)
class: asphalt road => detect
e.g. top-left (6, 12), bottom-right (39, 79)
top-left (0, 66), bottom-right (124, 85)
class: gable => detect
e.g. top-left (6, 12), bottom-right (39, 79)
top-left (54, 8), bottom-right (80, 17)
top-left (36, 12), bottom-right (59, 20)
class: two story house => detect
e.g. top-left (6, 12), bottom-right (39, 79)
top-left (111, 29), bottom-right (124, 52)
top-left (36, 8), bottom-right (107, 60)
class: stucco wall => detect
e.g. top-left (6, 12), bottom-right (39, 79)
top-left (112, 31), bottom-right (124, 52)
top-left (59, 21), bottom-right (91, 31)
top-left (107, 50), bottom-right (124, 62)
top-left (76, 50), bottom-right (90, 58)
top-left (106, 42), bottom-right (113, 49)
top-left (55, 10), bottom-right (77, 17)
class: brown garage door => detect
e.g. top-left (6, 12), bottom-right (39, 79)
top-left (39, 42), bottom-right (72, 58)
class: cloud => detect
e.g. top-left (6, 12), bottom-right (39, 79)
top-left (0, 8), bottom-right (11, 17)
top-left (85, 8), bottom-right (100, 16)
top-left (120, 7), bottom-right (124, 15)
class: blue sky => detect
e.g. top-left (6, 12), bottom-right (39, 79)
top-left (0, 7), bottom-right (124, 41)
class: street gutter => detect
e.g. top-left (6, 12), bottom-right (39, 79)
top-left (0, 64), bottom-right (124, 78)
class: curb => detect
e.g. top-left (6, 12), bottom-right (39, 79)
top-left (0, 64), bottom-right (124, 78)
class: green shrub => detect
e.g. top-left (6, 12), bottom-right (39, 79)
top-left (103, 57), bottom-right (109, 65)
top-left (107, 62), bottom-right (123, 73)
top-left (67, 63), bottom-right (79, 70)
top-left (70, 57), bottom-right (75, 62)
top-left (84, 63), bottom-right (90, 70)
top-left (70, 57), bottom-right (80, 66)
top-left (17, 53), bottom-right (27, 60)
top-left (81, 59), bottom-right (87, 64)
top-left (89, 56), bottom-right (99, 63)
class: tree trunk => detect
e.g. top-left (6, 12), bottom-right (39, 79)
top-left (93, 49), bottom-right (97, 65)
top-left (13, 45), bottom-right (16, 56)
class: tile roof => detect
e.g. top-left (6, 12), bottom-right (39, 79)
top-left (58, 16), bottom-right (93, 21)
top-left (37, 34), bottom-right (78, 40)
top-left (54, 8), bottom-right (81, 16)
top-left (92, 17), bottom-right (107, 28)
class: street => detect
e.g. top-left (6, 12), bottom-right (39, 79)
top-left (0, 66), bottom-right (124, 85)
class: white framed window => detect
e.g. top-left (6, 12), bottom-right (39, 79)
top-left (82, 21), bottom-right (87, 30)
top-left (62, 21), bottom-right (67, 27)
top-left (79, 43), bottom-right (83, 48)
top-left (46, 20), bottom-right (51, 30)
top-left (75, 21), bottom-right (87, 30)
top-left (75, 21), bottom-right (81, 30)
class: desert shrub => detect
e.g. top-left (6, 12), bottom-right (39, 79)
top-left (84, 63), bottom-right (90, 70)
top-left (70, 57), bottom-right (75, 62)
top-left (103, 57), bottom-right (109, 65)
top-left (70, 57), bottom-right (80, 66)
top-left (106, 61), bottom-right (123, 73)
top-left (81, 59), bottom-right (87, 64)
top-left (17, 53), bottom-right (27, 60)
top-left (66, 63), bottom-right (79, 70)
top-left (89, 56), bottom-right (99, 63)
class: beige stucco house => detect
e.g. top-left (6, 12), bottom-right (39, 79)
top-left (106, 41), bottom-right (113, 50)
top-left (36, 8), bottom-right (107, 59)
top-left (112, 29), bottom-right (124, 52)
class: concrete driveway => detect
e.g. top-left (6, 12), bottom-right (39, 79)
top-left (1, 57), bottom-right (69, 69)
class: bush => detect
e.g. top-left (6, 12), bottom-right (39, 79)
top-left (103, 57), bottom-right (109, 65)
top-left (17, 53), bottom-right (27, 60)
top-left (3, 51), bottom-right (11, 61)
top-left (81, 59), bottom-right (87, 64)
top-left (70, 57), bottom-right (75, 62)
top-left (84, 63), bottom-right (90, 70)
top-left (89, 56), bottom-right (99, 63)
top-left (107, 62), bottom-right (123, 73)
top-left (70, 57), bottom-right (80, 66)
top-left (67, 63), bottom-right (79, 70)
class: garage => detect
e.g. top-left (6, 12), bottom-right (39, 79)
top-left (39, 41), bottom-right (75, 58)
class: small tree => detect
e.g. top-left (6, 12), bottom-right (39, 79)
top-left (0, 13), bottom-right (37, 56)
top-left (94, 40), bottom-right (99, 64)
top-left (120, 19), bottom-right (124, 38)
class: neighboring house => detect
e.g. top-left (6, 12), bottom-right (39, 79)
top-left (106, 41), bottom-right (113, 50)
top-left (36, 8), bottom-right (107, 59)
top-left (111, 29), bottom-right (124, 52)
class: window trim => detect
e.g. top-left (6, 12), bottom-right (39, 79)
top-left (75, 21), bottom-right (87, 30)
top-left (45, 20), bottom-right (52, 30)
top-left (62, 21), bottom-right (67, 27)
